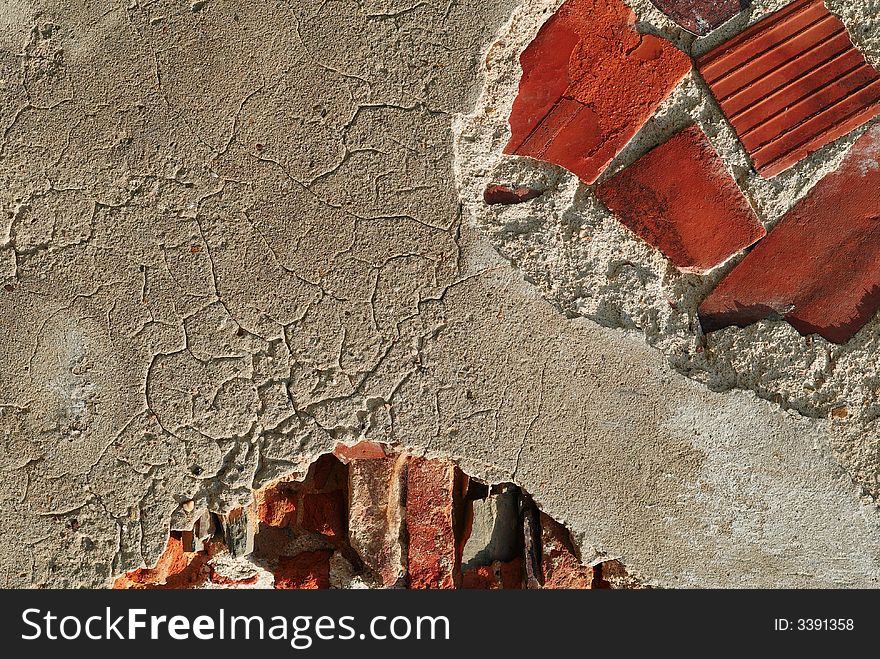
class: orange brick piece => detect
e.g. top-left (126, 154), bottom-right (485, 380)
top-left (699, 123), bottom-right (880, 344)
top-left (697, 0), bottom-right (880, 177)
top-left (596, 124), bottom-right (765, 272)
top-left (504, 0), bottom-right (691, 185)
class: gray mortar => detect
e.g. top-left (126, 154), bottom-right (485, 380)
top-left (0, 0), bottom-right (878, 588)
top-left (455, 0), bottom-right (880, 502)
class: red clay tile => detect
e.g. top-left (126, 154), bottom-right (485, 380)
top-left (483, 184), bottom-right (544, 205)
top-left (651, 0), bottom-right (749, 36)
top-left (697, 0), bottom-right (880, 177)
top-left (595, 124), bottom-right (765, 272)
top-left (505, 0), bottom-right (691, 185)
top-left (699, 122), bottom-right (880, 344)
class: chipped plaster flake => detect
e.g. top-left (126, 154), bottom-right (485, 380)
top-left (455, 0), bottom-right (880, 504)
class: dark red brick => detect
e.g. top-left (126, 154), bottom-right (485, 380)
top-left (274, 551), bottom-right (332, 589)
top-left (650, 0), bottom-right (748, 36)
top-left (596, 124), bottom-right (765, 272)
top-left (461, 560), bottom-right (523, 589)
top-left (483, 184), bottom-right (544, 205)
top-left (405, 457), bottom-right (461, 589)
top-left (697, 0), bottom-right (880, 177)
top-left (699, 123), bottom-right (880, 344)
top-left (301, 490), bottom-right (346, 541)
top-left (505, 0), bottom-right (691, 185)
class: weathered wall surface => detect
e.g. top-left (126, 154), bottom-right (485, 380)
top-left (0, 0), bottom-right (877, 588)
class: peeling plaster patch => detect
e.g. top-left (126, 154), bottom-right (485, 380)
top-left (114, 448), bottom-right (638, 589)
top-left (455, 0), bottom-right (880, 500)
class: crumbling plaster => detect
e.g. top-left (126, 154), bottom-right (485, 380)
top-left (0, 0), bottom-right (877, 588)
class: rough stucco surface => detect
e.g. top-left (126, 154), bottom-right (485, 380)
top-left (0, 0), bottom-right (877, 588)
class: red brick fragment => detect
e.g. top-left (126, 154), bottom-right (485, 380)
top-left (274, 551), bottom-right (332, 589)
top-left (462, 560), bottom-right (523, 589)
top-left (406, 457), bottom-right (462, 589)
top-left (505, 0), bottom-right (691, 184)
top-left (697, 0), bottom-right (880, 177)
top-left (699, 123), bottom-right (880, 344)
top-left (333, 440), bottom-right (388, 464)
top-left (483, 184), bottom-right (544, 205)
top-left (253, 482), bottom-right (297, 528)
top-left (540, 513), bottom-right (594, 589)
top-left (113, 534), bottom-right (209, 589)
top-left (596, 124), bottom-right (765, 272)
top-left (308, 453), bottom-right (343, 490)
top-left (301, 490), bottom-right (346, 541)
top-left (650, 0), bottom-right (748, 36)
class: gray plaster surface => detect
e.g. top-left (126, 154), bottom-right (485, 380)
top-left (0, 0), bottom-right (877, 587)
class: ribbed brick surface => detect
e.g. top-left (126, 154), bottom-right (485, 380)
top-left (698, 0), bottom-right (880, 177)
top-left (596, 124), bottom-right (765, 272)
top-left (650, 0), bottom-right (749, 36)
top-left (699, 123), bottom-right (880, 344)
top-left (504, 0), bottom-right (691, 185)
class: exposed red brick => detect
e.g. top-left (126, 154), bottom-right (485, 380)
top-left (540, 513), bottom-right (594, 589)
top-left (505, 0), bottom-right (691, 185)
top-left (699, 123), bottom-right (880, 344)
top-left (406, 458), bottom-right (461, 589)
top-left (462, 560), bottom-right (523, 589)
top-left (650, 0), bottom-right (748, 36)
top-left (483, 184), bottom-right (544, 205)
top-left (309, 453), bottom-right (344, 490)
top-left (596, 124), bottom-right (765, 272)
top-left (697, 0), bottom-right (880, 177)
top-left (253, 482), bottom-right (297, 528)
top-left (301, 490), bottom-right (346, 541)
top-left (274, 551), bottom-right (332, 589)
top-left (113, 534), bottom-right (209, 589)
top-left (348, 454), bottom-right (407, 587)
top-left (333, 441), bottom-right (388, 464)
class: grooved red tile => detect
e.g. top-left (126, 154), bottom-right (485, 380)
top-left (697, 0), bottom-right (880, 177)
top-left (504, 0), bottom-right (691, 185)
top-left (595, 124), bottom-right (765, 272)
top-left (699, 123), bottom-right (880, 344)
top-left (650, 0), bottom-right (749, 36)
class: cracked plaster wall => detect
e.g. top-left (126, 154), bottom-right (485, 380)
top-left (0, 0), bottom-right (877, 588)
